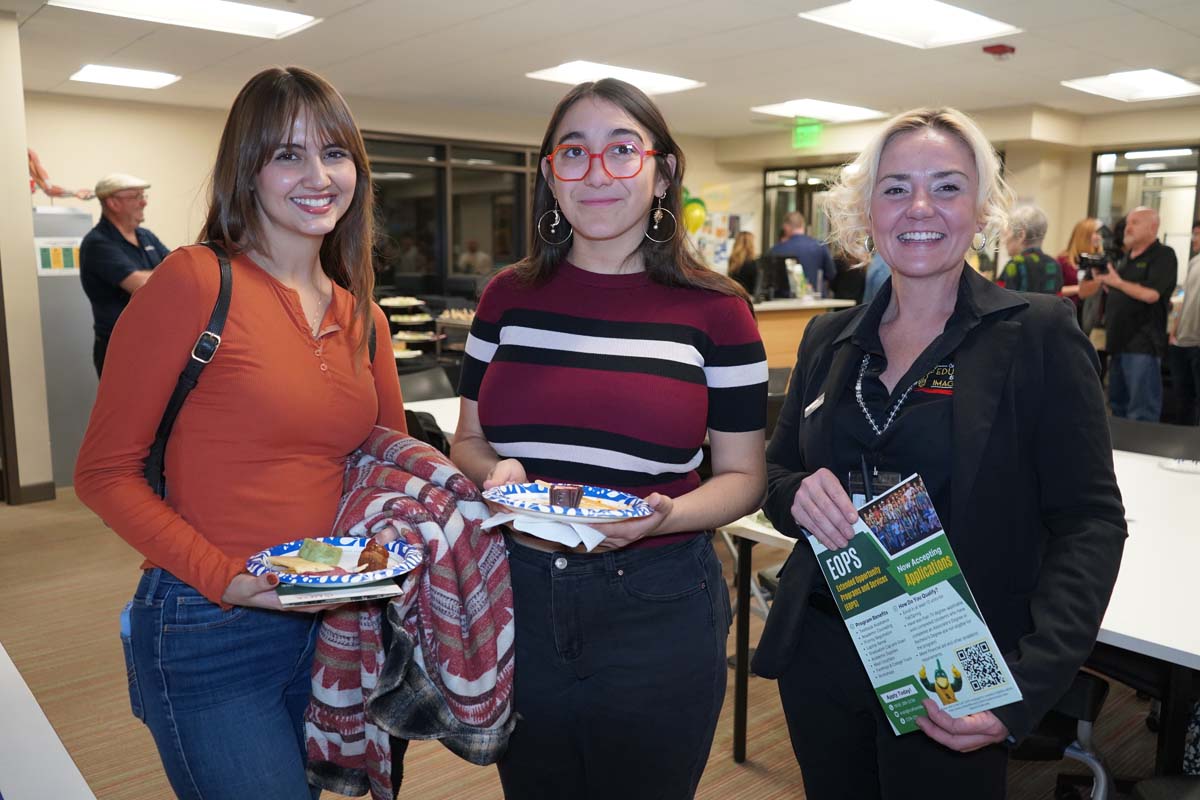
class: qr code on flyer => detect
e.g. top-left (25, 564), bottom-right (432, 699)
top-left (956, 640), bottom-right (1006, 692)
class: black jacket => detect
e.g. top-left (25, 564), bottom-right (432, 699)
top-left (754, 267), bottom-right (1127, 740)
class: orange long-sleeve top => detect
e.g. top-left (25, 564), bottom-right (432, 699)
top-left (74, 245), bottom-right (407, 604)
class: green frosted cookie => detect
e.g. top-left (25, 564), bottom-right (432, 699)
top-left (297, 538), bottom-right (342, 566)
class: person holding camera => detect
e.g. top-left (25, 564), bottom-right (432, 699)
top-left (1079, 207), bottom-right (1177, 421)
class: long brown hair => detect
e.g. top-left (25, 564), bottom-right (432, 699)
top-left (513, 79), bottom-right (749, 303)
top-left (728, 231), bottom-right (757, 276)
top-left (199, 66), bottom-right (376, 360)
top-left (1060, 217), bottom-right (1101, 266)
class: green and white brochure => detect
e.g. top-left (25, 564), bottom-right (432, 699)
top-left (808, 474), bottom-right (1022, 734)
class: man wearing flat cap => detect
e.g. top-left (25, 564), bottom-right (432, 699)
top-left (80, 173), bottom-right (169, 376)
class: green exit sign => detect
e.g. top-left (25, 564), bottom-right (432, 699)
top-left (792, 118), bottom-right (823, 149)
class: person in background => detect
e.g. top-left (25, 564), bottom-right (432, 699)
top-left (755, 107), bottom-right (1125, 800)
top-left (79, 173), bottom-right (169, 376)
top-left (997, 204), bottom-right (1062, 294)
top-left (457, 239), bottom-right (493, 273)
top-left (728, 230), bottom-right (760, 296)
top-left (74, 66), bottom-right (405, 800)
top-left (1167, 219), bottom-right (1200, 425)
top-left (862, 251), bottom-right (891, 305)
top-left (769, 210), bottom-right (836, 296)
top-left (451, 78), bottom-right (767, 800)
top-left (1080, 207), bottom-right (1177, 421)
top-left (1056, 217), bottom-right (1102, 304)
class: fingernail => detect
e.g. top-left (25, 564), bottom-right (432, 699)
top-left (266, 573), bottom-right (279, 587)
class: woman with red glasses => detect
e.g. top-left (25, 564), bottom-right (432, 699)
top-left (450, 78), bottom-right (768, 799)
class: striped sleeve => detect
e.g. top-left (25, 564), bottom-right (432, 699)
top-left (458, 275), bottom-right (507, 400)
top-left (706, 297), bottom-right (768, 432)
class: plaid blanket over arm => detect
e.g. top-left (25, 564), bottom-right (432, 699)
top-left (305, 427), bottom-right (515, 799)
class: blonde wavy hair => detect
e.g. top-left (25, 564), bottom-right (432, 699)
top-left (823, 107), bottom-right (1014, 265)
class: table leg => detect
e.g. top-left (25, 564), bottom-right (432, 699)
top-left (1155, 664), bottom-right (1198, 775)
top-left (734, 537), bottom-right (754, 763)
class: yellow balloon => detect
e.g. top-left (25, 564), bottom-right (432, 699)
top-left (683, 202), bottom-right (706, 234)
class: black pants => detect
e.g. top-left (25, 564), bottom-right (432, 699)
top-left (497, 534), bottom-right (730, 800)
top-left (777, 600), bottom-right (1008, 800)
top-left (93, 332), bottom-right (109, 377)
top-left (1167, 344), bottom-right (1200, 425)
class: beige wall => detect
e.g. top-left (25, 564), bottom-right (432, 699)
top-left (0, 14), bottom-right (53, 497)
top-left (25, 93), bottom-right (224, 248)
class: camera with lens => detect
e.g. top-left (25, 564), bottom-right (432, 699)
top-left (1078, 252), bottom-right (1109, 277)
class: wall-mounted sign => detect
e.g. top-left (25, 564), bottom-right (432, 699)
top-left (35, 237), bottom-right (82, 276)
top-left (792, 118), bottom-right (823, 150)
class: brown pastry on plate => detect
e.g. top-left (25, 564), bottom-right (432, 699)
top-left (357, 538), bottom-right (390, 572)
top-left (549, 483), bottom-right (584, 508)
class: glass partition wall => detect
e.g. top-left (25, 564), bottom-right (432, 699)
top-left (367, 134), bottom-right (538, 301)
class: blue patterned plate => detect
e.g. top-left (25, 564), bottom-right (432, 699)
top-left (482, 483), bottom-right (653, 523)
top-left (246, 537), bottom-right (422, 586)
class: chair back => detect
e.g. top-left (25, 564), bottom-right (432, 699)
top-left (1108, 417), bottom-right (1200, 459)
top-left (398, 366), bottom-right (456, 403)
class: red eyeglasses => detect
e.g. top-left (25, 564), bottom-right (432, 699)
top-left (545, 141), bottom-right (660, 181)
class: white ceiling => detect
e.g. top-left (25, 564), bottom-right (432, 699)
top-left (7, 0), bottom-right (1200, 139)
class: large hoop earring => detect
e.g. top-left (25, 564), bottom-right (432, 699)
top-left (972, 231), bottom-right (987, 252)
top-left (537, 200), bottom-right (572, 246)
top-left (644, 195), bottom-right (677, 244)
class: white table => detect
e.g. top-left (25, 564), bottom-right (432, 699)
top-left (0, 642), bottom-right (96, 799)
top-left (406, 397), bottom-right (461, 443)
top-left (724, 450), bottom-right (1200, 772)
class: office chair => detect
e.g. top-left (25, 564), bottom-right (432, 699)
top-left (397, 366), bottom-right (456, 403)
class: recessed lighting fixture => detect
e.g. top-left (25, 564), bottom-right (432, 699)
top-left (465, 158), bottom-right (496, 166)
top-left (526, 60), bottom-right (704, 95)
top-left (1135, 163), bottom-right (1168, 171)
top-left (799, 0), bottom-right (1021, 49)
top-left (807, 177), bottom-right (824, 185)
top-left (751, 98), bottom-right (886, 123)
top-left (70, 64), bottom-right (179, 89)
top-left (1061, 69), bottom-right (1200, 102)
top-left (1124, 148), bottom-right (1194, 159)
top-left (781, 178), bottom-right (799, 186)
top-left (374, 172), bottom-right (414, 180)
top-left (48, 0), bottom-right (319, 39)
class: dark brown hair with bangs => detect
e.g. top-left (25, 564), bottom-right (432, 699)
top-left (199, 65), bottom-right (376, 360)
top-left (514, 78), bottom-right (750, 306)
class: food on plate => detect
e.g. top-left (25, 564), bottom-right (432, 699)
top-left (267, 555), bottom-right (337, 574)
top-left (297, 538), bottom-right (342, 565)
top-left (549, 483), bottom-right (584, 508)
top-left (357, 539), bottom-right (390, 571)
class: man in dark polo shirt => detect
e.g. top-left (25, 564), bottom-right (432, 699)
top-left (1082, 206), bottom-right (1177, 421)
top-left (768, 211), bottom-right (836, 296)
top-left (80, 173), bottom-right (169, 376)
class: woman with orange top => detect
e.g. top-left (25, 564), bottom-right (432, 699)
top-left (74, 66), bottom-right (405, 800)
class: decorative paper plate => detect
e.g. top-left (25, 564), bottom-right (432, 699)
top-left (482, 483), bottom-right (653, 523)
top-left (1159, 458), bottom-right (1200, 474)
top-left (246, 537), bottom-right (422, 586)
top-left (392, 348), bottom-right (424, 360)
top-left (389, 313), bottom-right (433, 324)
top-left (379, 296), bottom-right (423, 309)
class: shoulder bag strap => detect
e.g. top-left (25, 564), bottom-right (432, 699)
top-left (143, 242), bottom-right (232, 498)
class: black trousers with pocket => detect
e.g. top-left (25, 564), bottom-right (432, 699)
top-left (497, 533), bottom-right (731, 800)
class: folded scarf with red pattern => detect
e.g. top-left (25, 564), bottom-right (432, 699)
top-left (305, 427), bottom-right (515, 799)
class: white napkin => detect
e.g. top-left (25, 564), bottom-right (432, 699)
top-left (482, 512), bottom-right (607, 552)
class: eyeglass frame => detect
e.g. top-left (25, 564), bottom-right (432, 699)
top-left (544, 141), bottom-right (661, 182)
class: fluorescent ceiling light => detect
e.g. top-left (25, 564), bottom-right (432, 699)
top-left (807, 177), bottom-right (824, 185)
top-left (1061, 69), bottom-right (1200, 102)
top-left (526, 61), bottom-right (704, 95)
top-left (1135, 163), bottom-right (1168, 171)
top-left (1124, 148), bottom-right (1193, 159)
top-left (799, 0), bottom-right (1021, 49)
top-left (374, 172), bottom-right (414, 180)
top-left (48, 0), bottom-right (319, 39)
top-left (751, 98), bottom-right (886, 123)
top-left (781, 179), bottom-right (798, 186)
top-left (70, 64), bottom-right (179, 89)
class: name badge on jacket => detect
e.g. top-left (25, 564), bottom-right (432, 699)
top-left (804, 393), bottom-right (825, 418)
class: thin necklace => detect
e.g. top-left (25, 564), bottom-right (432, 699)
top-left (309, 288), bottom-right (329, 336)
top-left (854, 353), bottom-right (922, 437)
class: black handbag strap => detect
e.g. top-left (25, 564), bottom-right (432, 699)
top-left (144, 242), bottom-right (232, 498)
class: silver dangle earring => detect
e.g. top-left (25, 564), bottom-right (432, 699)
top-left (645, 194), bottom-right (677, 244)
top-left (864, 234), bottom-right (874, 253)
top-left (972, 231), bottom-right (987, 252)
top-left (537, 198), bottom-right (572, 246)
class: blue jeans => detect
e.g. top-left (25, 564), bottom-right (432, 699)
top-left (497, 534), bottom-right (731, 800)
top-left (1109, 352), bottom-right (1163, 422)
top-left (123, 569), bottom-right (322, 800)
